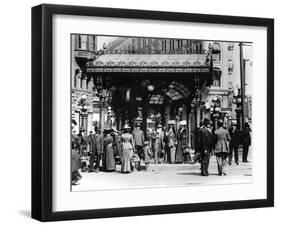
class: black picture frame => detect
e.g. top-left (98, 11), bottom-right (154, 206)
top-left (32, 4), bottom-right (274, 222)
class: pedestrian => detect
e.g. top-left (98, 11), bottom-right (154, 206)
top-left (241, 122), bottom-right (251, 162)
top-left (143, 141), bottom-right (152, 170)
top-left (121, 125), bottom-right (135, 173)
top-left (214, 119), bottom-right (231, 176)
top-left (94, 127), bottom-right (103, 172)
top-left (193, 121), bottom-right (203, 163)
top-left (71, 142), bottom-right (82, 185)
top-left (88, 131), bottom-right (98, 172)
top-left (175, 120), bottom-right (189, 163)
top-left (228, 123), bottom-right (241, 165)
top-left (102, 128), bottom-right (116, 172)
top-left (132, 123), bottom-right (145, 165)
top-left (198, 118), bottom-right (213, 176)
top-left (112, 130), bottom-right (123, 165)
top-left (154, 124), bottom-right (164, 164)
top-left (166, 120), bottom-right (177, 164)
top-left (77, 128), bottom-right (88, 157)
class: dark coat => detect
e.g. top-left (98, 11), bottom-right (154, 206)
top-left (71, 149), bottom-right (81, 172)
top-left (95, 134), bottom-right (103, 154)
top-left (241, 129), bottom-right (251, 146)
top-left (194, 127), bottom-right (201, 153)
top-left (175, 128), bottom-right (188, 162)
top-left (198, 126), bottom-right (213, 154)
top-left (229, 126), bottom-right (241, 147)
top-left (88, 134), bottom-right (97, 153)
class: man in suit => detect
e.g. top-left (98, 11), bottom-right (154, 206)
top-left (88, 131), bottom-right (97, 172)
top-left (228, 123), bottom-right (241, 165)
top-left (132, 124), bottom-right (145, 161)
top-left (241, 122), bottom-right (251, 162)
top-left (199, 118), bottom-right (213, 176)
top-left (214, 120), bottom-right (231, 175)
top-left (193, 121), bottom-right (203, 163)
top-left (89, 127), bottom-right (103, 172)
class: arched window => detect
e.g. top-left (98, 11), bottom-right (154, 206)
top-left (74, 69), bottom-right (80, 88)
top-left (211, 42), bottom-right (221, 61)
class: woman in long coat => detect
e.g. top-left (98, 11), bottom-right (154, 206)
top-left (121, 125), bottom-right (135, 173)
top-left (166, 123), bottom-right (177, 164)
top-left (175, 121), bottom-right (188, 163)
top-left (102, 129), bottom-right (116, 172)
top-left (214, 120), bottom-right (231, 175)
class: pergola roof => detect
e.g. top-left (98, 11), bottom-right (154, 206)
top-left (149, 81), bottom-right (191, 104)
top-left (88, 54), bottom-right (208, 68)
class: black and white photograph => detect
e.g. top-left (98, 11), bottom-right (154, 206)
top-left (71, 34), bottom-right (253, 191)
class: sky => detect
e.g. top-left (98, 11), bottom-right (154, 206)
top-left (96, 36), bottom-right (118, 50)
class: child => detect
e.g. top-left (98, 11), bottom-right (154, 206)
top-left (143, 141), bottom-right (152, 170)
top-left (130, 153), bottom-right (141, 171)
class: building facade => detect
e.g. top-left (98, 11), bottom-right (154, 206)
top-left (71, 35), bottom-right (252, 148)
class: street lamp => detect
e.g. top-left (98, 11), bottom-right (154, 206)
top-left (232, 88), bottom-right (243, 130)
top-left (210, 96), bottom-right (221, 130)
top-left (78, 95), bottom-right (90, 134)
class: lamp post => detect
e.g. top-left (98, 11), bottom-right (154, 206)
top-left (210, 96), bottom-right (221, 130)
top-left (194, 88), bottom-right (202, 127)
top-left (78, 94), bottom-right (90, 134)
top-left (233, 88), bottom-right (243, 130)
top-left (93, 86), bottom-right (111, 132)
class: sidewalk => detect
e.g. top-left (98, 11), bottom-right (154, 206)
top-left (72, 155), bottom-right (253, 191)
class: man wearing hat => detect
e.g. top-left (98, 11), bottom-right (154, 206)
top-left (132, 123), bottom-right (145, 164)
top-left (228, 122), bottom-right (241, 165)
top-left (93, 126), bottom-right (103, 171)
top-left (77, 127), bottom-right (88, 157)
top-left (214, 119), bottom-right (231, 175)
top-left (241, 122), bottom-right (251, 163)
top-left (198, 118), bottom-right (214, 176)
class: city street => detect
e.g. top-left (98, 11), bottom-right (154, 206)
top-left (72, 149), bottom-right (252, 191)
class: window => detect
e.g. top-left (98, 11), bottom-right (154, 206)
top-left (228, 59), bottom-right (234, 72)
top-left (78, 35), bottom-right (87, 50)
top-left (228, 42), bottom-right (234, 50)
top-left (211, 43), bottom-right (221, 61)
top-left (212, 71), bottom-right (221, 87)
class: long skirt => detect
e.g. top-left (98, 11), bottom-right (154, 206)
top-left (169, 146), bottom-right (176, 163)
top-left (121, 142), bottom-right (133, 173)
top-left (104, 144), bottom-right (116, 171)
top-left (121, 149), bottom-right (133, 172)
top-left (175, 143), bottom-right (184, 163)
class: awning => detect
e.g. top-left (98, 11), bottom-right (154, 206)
top-left (86, 54), bottom-right (210, 73)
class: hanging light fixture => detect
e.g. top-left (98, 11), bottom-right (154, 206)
top-left (147, 84), bottom-right (155, 92)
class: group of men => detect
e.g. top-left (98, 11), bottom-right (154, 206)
top-left (194, 118), bottom-right (251, 176)
top-left (72, 126), bottom-right (104, 172)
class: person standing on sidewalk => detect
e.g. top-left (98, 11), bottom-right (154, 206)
top-left (132, 124), bottom-right (145, 164)
top-left (94, 127), bottom-right (103, 172)
top-left (166, 121), bottom-right (177, 164)
top-left (241, 122), bottom-right (251, 163)
top-left (198, 118), bottom-right (213, 176)
top-left (214, 120), bottom-right (231, 176)
top-left (228, 123), bottom-right (241, 165)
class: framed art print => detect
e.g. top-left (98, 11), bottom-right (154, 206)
top-left (31, 4), bottom-right (274, 221)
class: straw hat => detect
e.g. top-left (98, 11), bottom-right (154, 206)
top-left (167, 120), bottom-right (176, 125)
top-left (179, 120), bottom-right (187, 126)
top-left (123, 124), bottom-right (131, 129)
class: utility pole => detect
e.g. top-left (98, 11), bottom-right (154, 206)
top-left (239, 43), bottom-right (246, 130)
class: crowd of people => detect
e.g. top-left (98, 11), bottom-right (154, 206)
top-left (71, 118), bottom-right (251, 185)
